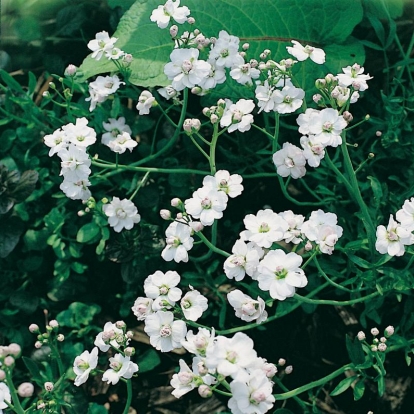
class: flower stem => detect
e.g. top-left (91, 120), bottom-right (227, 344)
top-left (4, 369), bottom-right (25, 414)
top-left (294, 290), bottom-right (381, 306)
top-left (122, 379), bottom-right (133, 414)
top-left (196, 231), bottom-right (230, 258)
top-left (129, 171), bottom-right (150, 201)
top-left (210, 123), bottom-right (219, 174)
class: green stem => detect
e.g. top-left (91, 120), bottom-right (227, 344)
top-left (278, 176), bottom-right (327, 206)
top-left (274, 364), bottom-right (353, 400)
top-left (122, 379), bottom-right (133, 414)
top-left (294, 290), bottom-right (381, 306)
top-left (49, 341), bottom-right (65, 378)
top-left (273, 377), bottom-right (310, 412)
top-left (196, 231), bottom-right (230, 258)
top-left (210, 123), bottom-right (219, 174)
top-left (189, 134), bottom-right (210, 161)
top-left (4, 369), bottom-right (25, 414)
top-left (129, 171), bottom-right (150, 201)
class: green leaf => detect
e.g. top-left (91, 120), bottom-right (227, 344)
top-left (88, 403), bottom-right (109, 414)
top-left (137, 348), bottom-right (161, 373)
top-left (346, 335), bottom-right (365, 365)
top-left (0, 217), bottom-right (24, 258)
top-left (330, 375), bottom-right (358, 396)
top-left (22, 357), bottom-right (43, 385)
top-left (77, 0), bottom-right (364, 89)
top-left (367, 175), bottom-right (383, 210)
top-left (353, 379), bottom-right (365, 400)
top-left (76, 223), bottom-right (101, 244)
top-left (377, 374), bottom-right (385, 396)
top-left (56, 302), bottom-right (101, 328)
top-left (10, 170), bottom-right (39, 203)
top-left (347, 253), bottom-right (372, 269)
top-left (0, 69), bottom-right (24, 92)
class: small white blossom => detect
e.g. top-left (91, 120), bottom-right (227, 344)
top-left (376, 215), bottom-right (413, 256)
top-left (337, 64), bottom-right (372, 91)
top-left (181, 328), bottom-right (215, 357)
top-left (279, 210), bottom-right (305, 244)
top-left (144, 270), bottom-right (182, 305)
top-left (150, 0), bottom-right (190, 29)
top-left (103, 197), bottom-right (141, 232)
top-left (272, 85), bottom-right (305, 114)
top-left (286, 40), bottom-right (325, 64)
top-left (162, 221), bottom-right (194, 263)
top-left (102, 353), bottom-right (138, 385)
top-left (87, 31), bottom-right (118, 60)
top-left (227, 290), bottom-right (268, 323)
top-left (62, 117), bottom-right (97, 148)
top-left (273, 142), bottom-right (307, 179)
top-left (396, 198), bottom-right (414, 231)
top-left (180, 289), bottom-right (208, 321)
top-left (73, 347), bottom-right (99, 386)
top-left (300, 135), bottom-right (325, 167)
top-left (44, 128), bottom-right (69, 156)
top-left (202, 170), bottom-right (244, 198)
top-left (220, 99), bottom-right (255, 133)
top-left (209, 30), bottom-right (242, 68)
top-left (0, 383), bottom-right (11, 413)
top-left (131, 297), bottom-right (154, 321)
top-left (307, 108), bottom-right (347, 147)
top-left (107, 131), bottom-right (138, 154)
top-left (230, 62), bottom-right (260, 86)
top-left (94, 322), bottom-right (124, 352)
top-left (136, 90), bottom-right (156, 115)
top-left (102, 117), bottom-right (132, 146)
top-left (60, 178), bottom-right (91, 201)
top-left (58, 144), bottom-right (91, 181)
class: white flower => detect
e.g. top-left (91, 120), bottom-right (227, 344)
top-left (103, 197), bottom-right (141, 232)
top-left (209, 30), bottom-right (242, 68)
top-left (181, 289), bottom-right (208, 321)
top-left (296, 108), bottom-right (319, 135)
top-left (337, 64), bottom-right (372, 91)
top-left (223, 239), bottom-right (264, 281)
top-left (184, 186), bottom-right (228, 226)
top-left (0, 383), bottom-right (11, 413)
top-left (94, 322), bottom-right (124, 352)
top-left (136, 90), bottom-right (156, 115)
top-left (257, 250), bottom-right (307, 300)
top-left (85, 75), bottom-right (125, 111)
top-left (273, 142), bottom-right (306, 179)
top-left (73, 347), bottom-right (99, 386)
top-left (279, 210), bottom-right (305, 244)
top-left (228, 370), bottom-right (275, 414)
top-left (102, 117), bottom-right (132, 146)
top-left (307, 108), bottom-right (347, 147)
top-left (301, 209), bottom-right (343, 254)
top-left (230, 62), bottom-right (260, 86)
top-left (331, 86), bottom-right (359, 107)
top-left (375, 215), bottom-right (413, 256)
top-left (286, 40), bottom-right (325, 64)
top-left (144, 270), bottom-right (182, 305)
top-left (181, 328), bottom-right (215, 357)
top-left (255, 81), bottom-right (279, 113)
top-left (396, 198), bottom-right (414, 231)
top-left (62, 117), bottom-right (97, 148)
top-left (87, 31), bottom-right (118, 60)
top-left (158, 85), bottom-right (180, 100)
top-left (202, 170), bottom-right (244, 198)
top-left (107, 131), bottom-right (138, 154)
top-left (161, 221), bottom-right (194, 263)
top-left (198, 59), bottom-right (226, 91)
top-left (105, 47), bottom-right (124, 60)
top-left (205, 332), bottom-right (258, 381)
top-left (131, 297), bottom-right (154, 321)
top-left (227, 290), bottom-right (268, 323)
top-left (272, 85), bottom-right (305, 114)
top-left (164, 48), bottom-right (211, 91)
top-left (150, 0), bottom-right (190, 29)
top-left (242, 209), bottom-right (289, 249)
top-left (60, 178), bottom-right (91, 201)
top-left (220, 99), bottom-right (255, 133)
top-left (300, 135), bottom-right (325, 167)
top-left (58, 144), bottom-right (91, 181)
top-left (44, 128), bottom-right (69, 156)
top-left (102, 353), bottom-right (139, 385)
top-left (144, 311), bottom-right (187, 352)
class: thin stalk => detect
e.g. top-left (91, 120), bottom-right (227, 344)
top-left (122, 379), bottom-right (133, 414)
top-left (129, 171), bottom-right (150, 201)
top-left (189, 134), bottom-right (210, 161)
top-left (5, 369), bottom-right (25, 414)
top-left (294, 290), bottom-right (381, 306)
top-left (273, 377), bottom-right (310, 413)
top-left (209, 123), bottom-right (219, 174)
top-left (196, 231), bottom-right (230, 258)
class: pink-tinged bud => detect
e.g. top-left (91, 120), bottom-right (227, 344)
top-left (189, 221), bottom-right (204, 232)
top-left (342, 111), bottom-right (353, 122)
top-left (239, 42), bottom-right (248, 51)
top-left (4, 356), bottom-right (15, 366)
top-left (352, 81), bottom-right (361, 90)
top-left (278, 358), bottom-right (286, 366)
top-left (371, 327), bottom-right (379, 336)
top-left (183, 119), bottom-right (193, 133)
top-left (8, 343), bottom-right (21, 357)
top-left (304, 241), bottom-right (313, 251)
top-left (259, 52), bottom-right (267, 60)
top-left (315, 79), bottom-right (326, 89)
top-left (378, 343), bottom-right (387, 352)
top-left (258, 62), bottom-right (266, 70)
top-left (193, 29), bottom-right (200, 36)
top-left (191, 86), bottom-right (202, 95)
top-left (57, 334), bottom-right (65, 342)
top-left (198, 384), bottom-right (212, 398)
top-left (376, 131), bottom-right (382, 137)
top-left (313, 94), bottom-right (322, 103)
top-left (263, 49), bottom-right (271, 55)
top-left (170, 25), bottom-right (178, 37)
top-left (77, 210), bottom-right (85, 217)
top-left (250, 389), bottom-right (267, 404)
top-left (125, 347), bottom-right (135, 356)
top-left (44, 382), bottom-right (54, 392)
top-left (239, 51), bottom-right (246, 58)
top-left (18, 382), bottom-right (34, 398)
top-left (325, 74), bottom-right (337, 84)
top-left (373, 337), bottom-right (379, 344)
top-left (284, 58), bottom-right (295, 68)
top-left (371, 345), bottom-right (378, 352)
top-left (191, 118), bottom-right (201, 132)
top-left (34, 341), bottom-right (42, 349)
top-left (160, 209), bottom-right (171, 220)
top-left (357, 331), bottom-right (366, 341)
top-left (210, 114), bottom-right (219, 124)
top-left (29, 324), bottom-right (40, 333)
top-left (285, 365), bottom-right (293, 374)
top-left (380, 337), bottom-right (387, 343)
top-left (123, 54), bottom-right (133, 63)
top-left (0, 370), bottom-right (5, 381)
top-left (171, 198), bottom-right (182, 208)
top-left (385, 326), bottom-right (394, 337)
top-left (37, 401), bottom-right (46, 409)
top-left (263, 362), bottom-right (277, 378)
top-left (126, 331), bottom-right (134, 339)
top-left (187, 17), bottom-right (195, 24)
top-left (202, 107), bottom-right (211, 117)
top-left (49, 320), bottom-right (59, 329)
top-left (197, 361), bottom-right (208, 375)
top-left (176, 212), bottom-right (184, 220)
top-left (64, 64), bottom-right (77, 76)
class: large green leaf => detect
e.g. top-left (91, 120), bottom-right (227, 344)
top-left (77, 0), bottom-right (364, 89)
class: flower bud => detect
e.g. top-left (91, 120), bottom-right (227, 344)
top-left (42, 91), bottom-right (50, 98)
top-left (57, 334), bottom-right (65, 342)
top-left (189, 221), bottom-right (204, 232)
top-left (385, 325), bottom-right (394, 337)
top-left (371, 327), bottom-right (379, 336)
top-left (176, 212), bottom-right (184, 220)
top-left (325, 74), bottom-right (337, 84)
top-left (126, 331), bottom-right (134, 339)
top-left (160, 209), bottom-right (171, 220)
top-left (37, 401), bottom-right (46, 409)
top-left (17, 382), bottom-right (34, 398)
top-left (357, 331), bottom-right (366, 341)
top-left (342, 111), bottom-right (353, 122)
top-left (202, 107), bottom-right (211, 117)
top-left (8, 343), bottom-right (21, 357)
top-left (187, 17), bottom-right (195, 24)
top-left (304, 241), bottom-right (313, 251)
top-left (4, 356), bottom-right (15, 366)
top-left (285, 365), bottom-right (293, 374)
top-left (242, 43), bottom-right (249, 50)
top-left (0, 370), bottom-right (5, 381)
top-left (29, 324), bottom-right (40, 333)
top-left (123, 54), bottom-right (133, 64)
top-left (191, 86), bottom-right (202, 95)
top-left (378, 343), bottom-right (387, 352)
top-left (375, 131), bottom-right (382, 137)
top-left (259, 52), bottom-right (267, 60)
top-left (35, 341), bottom-right (42, 349)
top-left (313, 94), bottom-right (322, 104)
top-left (263, 362), bottom-right (277, 378)
top-left (49, 82), bottom-right (56, 90)
top-left (171, 198), bottom-right (182, 208)
top-left (198, 384), bottom-right (212, 398)
top-left (278, 358), bottom-right (286, 366)
top-left (125, 347), bottom-right (135, 357)
top-left (380, 337), bottom-right (387, 343)
top-left (239, 51), bottom-right (246, 58)
top-left (315, 78), bottom-right (326, 89)
top-left (170, 25), bottom-right (178, 37)
top-left (210, 114), bottom-right (219, 124)
top-left (44, 382), bottom-right (54, 392)
top-left (371, 345), bottom-right (378, 352)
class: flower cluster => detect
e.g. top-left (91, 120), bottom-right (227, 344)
top-left (357, 325), bottom-right (395, 353)
top-left (375, 198), bottom-right (414, 256)
top-left (132, 271), bottom-right (208, 352)
top-left (101, 117), bottom-right (138, 155)
top-left (74, 321), bottom-right (139, 387)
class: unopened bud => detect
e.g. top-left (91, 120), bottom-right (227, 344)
top-left (385, 326), bottom-right (394, 337)
top-left (34, 341), bottom-right (42, 349)
top-left (210, 114), bottom-right (219, 124)
top-left (123, 54), bottom-right (133, 63)
top-left (304, 241), bottom-right (313, 251)
top-left (313, 94), bottom-right (322, 103)
top-left (160, 209), bottom-right (171, 220)
top-left (125, 347), bottom-right (135, 356)
top-left (49, 82), bottom-right (56, 89)
top-left (187, 17), bottom-right (195, 24)
top-left (57, 334), bottom-right (65, 342)
top-left (37, 401), bottom-right (46, 409)
top-left (342, 111), bottom-right (353, 122)
top-left (191, 86), bottom-right (202, 95)
top-left (357, 331), bottom-right (366, 341)
top-left (285, 365), bottom-right (293, 374)
top-left (198, 384), bottom-right (212, 398)
top-left (325, 74), bottom-right (337, 84)
top-left (29, 324), bottom-right (40, 333)
top-left (116, 320), bottom-right (126, 329)
top-left (259, 52), bottom-right (267, 60)
top-left (42, 91), bottom-right (50, 98)
top-left (0, 370), bottom-right (5, 381)
top-left (4, 356), bottom-right (15, 366)
top-left (18, 382), bottom-right (34, 398)
top-left (44, 382), bottom-right (54, 392)
top-left (239, 51), bottom-right (246, 58)
top-left (64, 64), bottom-right (77, 76)
top-left (371, 345), bottom-right (378, 352)
top-left (171, 198), bottom-right (182, 208)
top-left (170, 25), bottom-right (178, 37)
top-left (315, 79), bottom-right (326, 89)
top-left (126, 331), bottom-right (134, 339)
top-left (378, 343), bottom-right (387, 352)
top-left (368, 152), bottom-right (375, 159)
top-left (371, 327), bottom-right (379, 336)
top-left (278, 358), bottom-right (286, 366)
top-left (49, 320), bottom-right (59, 329)
top-left (8, 343), bottom-right (21, 357)
top-left (189, 221), bottom-right (204, 232)
top-left (242, 43), bottom-right (249, 50)
top-left (176, 212), bottom-right (184, 220)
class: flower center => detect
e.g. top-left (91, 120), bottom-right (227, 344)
top-left (226, 350), bottom-right (238, 363)
top-left (111, 128), bottom-right (120, 137)
top-left (220, 49), bottom-right (229, 58)
top-left (304, 45), bottom-right (314, 54)
top-left (241, 302), bottom-right (257, 316)
top-left (231, 255), bottom-right (245, 267)
top-left (259, 222), bottom-right (270, 233)
top-left (283, 95), bottom-right (292, 104)
top-left (104, 82), bottom-right (114, 89)
top-left (160, 325), bottom-right (172, 337)
top-left (182, 59), bottom-right (193, 74)
top-left (182, 299), bottom-right (192, 309)
top-left (250, 390), bottom-right (267, 404)
top-left (241, 64), bottom-right (250, 74)
top-left (275, 266), bottom-right (288, 280)
top-left (77, 359), bottom-right (90, 371)
top-left (77, 135), bottom-right (85, 142)
top-left (109, 360), bottom-right (123, 372)
top-left (178, 371), bottom-right (193, 385)
top-left (388, 230), bottom-right (399, 241)
top-left (284, 157), bottom-right (294, 168)
top-left (116, 208), bottom-right (127, 219)
top-left (201, 197), bottom-right (212, 209)
top-left (159, 285), bottom-right (169, 295)
top-left (322, 121), bottom-right (333, 132)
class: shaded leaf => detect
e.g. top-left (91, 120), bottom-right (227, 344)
top-left (77, 222), bottom-right (101, 244)
top-left (137, 348), bottom-right (161, 373)
top-left (330, 375), bottom-right (358, 396)
top-left (346, 335), bottom-right (365, 365)
top-left (0, 217), bottom-right (24, 258)
top-left (353, 379), bottom-right (365, 401)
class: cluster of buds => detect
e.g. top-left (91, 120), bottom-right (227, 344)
top-left (171, 27), bottom-right (211, 50)
top-left (29, 320), bottom-right (64, 349)
top-left (183, 118), bottom-right (201, 135)
top-left (78, 196), bottom-right (97, 216)
top-left (160, 198), bottom-right (204, 232)
top-left (357, 326), bottom-right (394, 352)
top-left (202, 98), bottom-right (227, 124)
